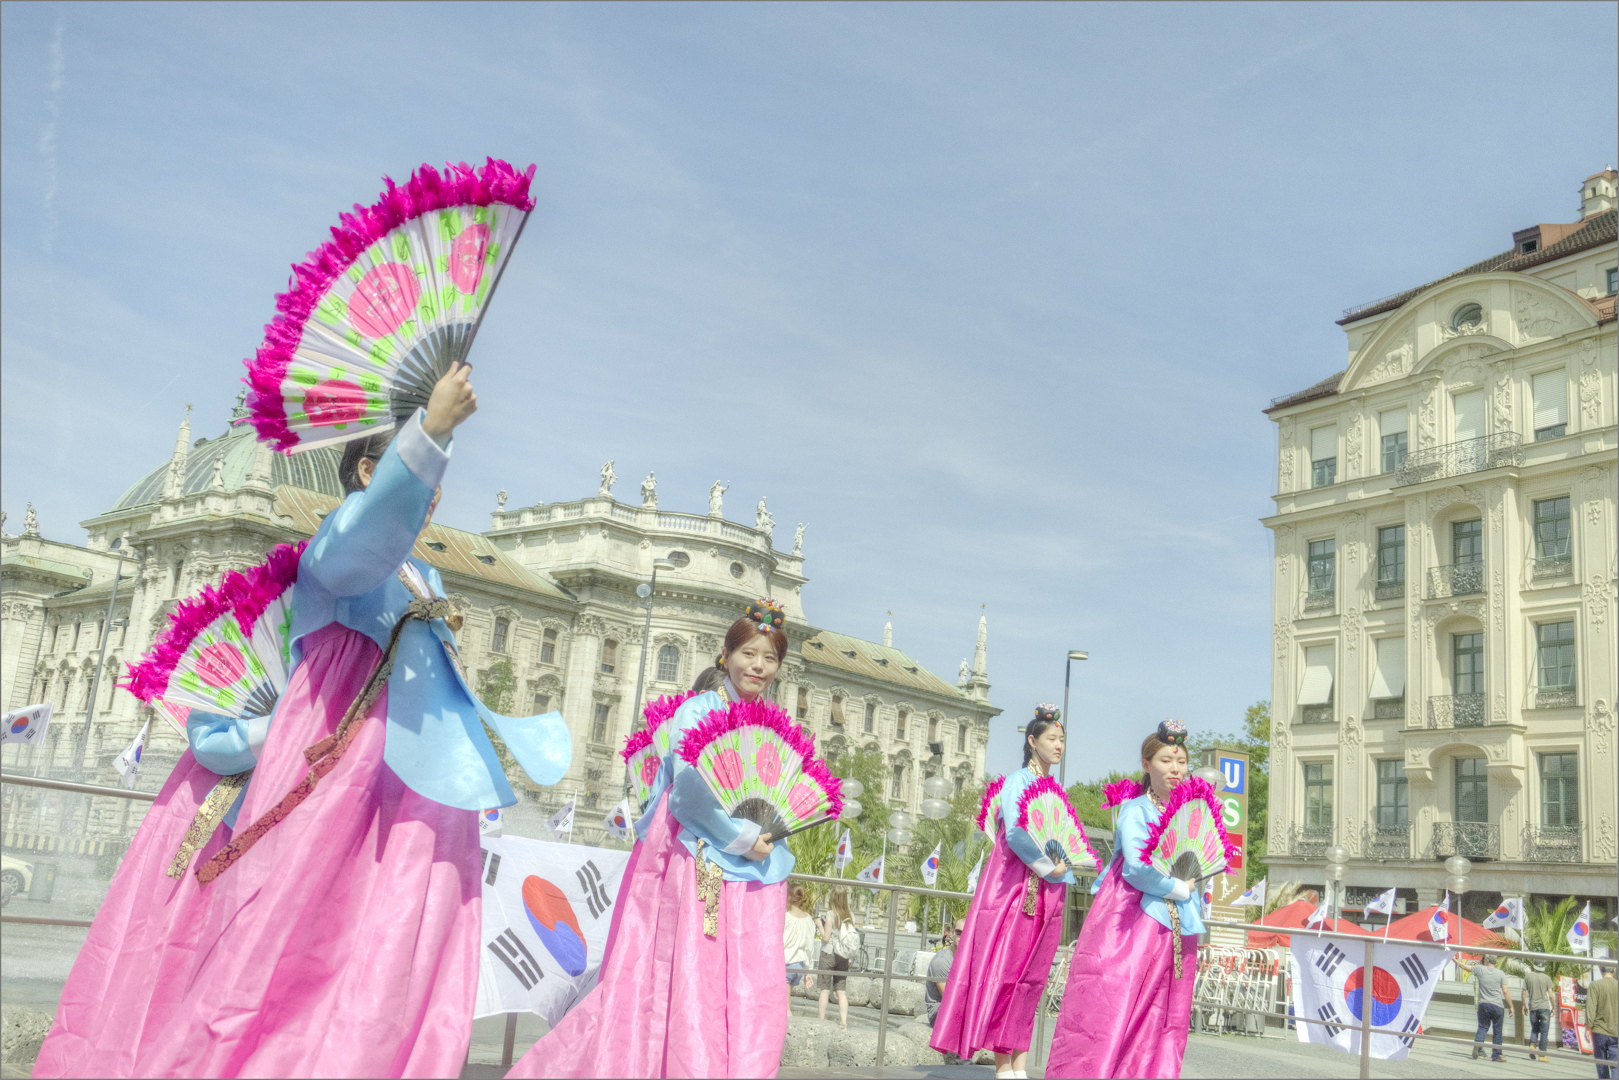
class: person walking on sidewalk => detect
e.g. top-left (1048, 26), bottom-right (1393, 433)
top-left (1588, 967), bottom-right (1618, 1080)
top-left (1458, 955), bottom-right (1512, 1062)
top-left (1524, 963), bottom-right (1555, 1063)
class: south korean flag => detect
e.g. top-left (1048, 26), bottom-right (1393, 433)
top-left (1291, 937), bottom-right (1444, 1060)
top-left (2, 703), bottom-right (52, 746)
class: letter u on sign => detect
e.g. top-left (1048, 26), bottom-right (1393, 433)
top-left (1218, 757), bottom-right (1245, 794)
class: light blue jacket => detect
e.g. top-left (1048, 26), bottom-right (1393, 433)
top-left (631, 683), bottom-right (794, 885)
top-left (188, 411), bottom-right (571, 812)
top-left (994, 767), bottom-right (1077, 885)
top-left (1093, 793), bottom-right (1206, 934)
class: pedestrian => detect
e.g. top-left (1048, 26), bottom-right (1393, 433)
top-left (818, 887), bottom-right (859, 1031)
top-left (1044, 720), bottom-right (1205, 1080)
top-left (785, 882), bottom-right (817, 1001)
top-left (1589, 966), bottom-right (1618, 1080)
top-left (931, 705), bottom-right (1075, 1079)
top-left (1458, 954), bottom-right (1512, 1062)
top-left (1524, 961), bottom-right (1555, 1063)
top-left (926, 921), bottom-right (964, 1025)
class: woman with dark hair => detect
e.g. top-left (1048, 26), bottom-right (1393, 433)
top-left (509, 599), bottom-right (798, 1079)
top-left (1045, 720), bottom-right (1202, 1079)
top-left (131, 363), bottom-right (572, 1078)
top-left (932, 705), bottom-right (1075, 1079)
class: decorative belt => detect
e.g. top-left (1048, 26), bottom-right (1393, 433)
top-left (695, 839), bottom-right (723, 938)
top-left (166, 770), bottom-right (253, 879)
top-left (1168, 900), bottom-right (1184, 979)
top-left (1023, 866), bottom-right (1041, 916)
top-left (194, 591), bottom-right (453, 885)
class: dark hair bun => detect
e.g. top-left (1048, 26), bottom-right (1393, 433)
top-left (1156, 719), bottom-right (1188, 746)
top-left (1033, 703), bottom-right (1061, 723)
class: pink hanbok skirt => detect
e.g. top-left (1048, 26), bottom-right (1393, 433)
top-left (507, 797), bottom-right (788, 1079)
top-left (134, 622), bottom-right (482, 1078)
top-left (1045, 858), bottom-right (1197, 1079)
top-left (34, 752), bottom-right (233, 1078)
top-left (930, 826), bottom-right (1065, 1058)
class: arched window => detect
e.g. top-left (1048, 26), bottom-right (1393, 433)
top-left (956, 721), bottom-right (968, 753)
top-left (491, 618), bottom-right (509, 653)
top-left (928, 716), bottom-right (939, 743)
top-left (601, 640), bottom-right (619, 674)
top-left (796, 686), bottom-right (809, 720)
top-left (890, 762), bottom-right (906, 799)
top-left (896, 708), bottom-right (908, 740)
top-left (656, 644), bottom-right (680, 682)
top-left (864, 701), bottom-right (876, 734)
top-left (541, 627), bottom-right (558, 664)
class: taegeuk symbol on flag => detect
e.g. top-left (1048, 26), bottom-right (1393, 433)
top-left (2, 703), bottom-right (52, 746)
top-left (1289, 936), bottom-right (1444, 1060)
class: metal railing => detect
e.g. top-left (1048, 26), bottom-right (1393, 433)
top-left (1301, 704), bottom-right (1334, 725)
top-left (1395, 431), bottom-right (1523, 486)
top-left (1427, 693), bottom-right (1487, 728)
top-left (1289, 824), bottom-right (1334, 859)
top-left (1532, 554), bottom-right (1573, 580)
top-left (1370, 697), bottom-right (1405, 720)
top-left (1432, 821), bottom-right (1499, 860)
top-left (1534, 687), bottom-right (1577, 709)
top-left (1373, 579), bottom-right (1405, 601)
top-left (1361, 822), bottom-right (1411, 859)
top-left (1425, 562), bottom-right (1484, 598)
top-left (1303, 588), bottom-right (1335, 612)
top-left (1523, 823), bottom-right (1583, 863)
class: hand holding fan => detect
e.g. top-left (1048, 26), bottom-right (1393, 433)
top-left (1015, 776), bottom-right (1101, 872)
top-left (1139, 777), bottom-right (1239, 884)
top-left (125, 543), bottom-right (303, 720)
top-left (244, 159), bottom-right (536, 452)
top-left (677, 699), bottom-right (842, 841)
top-left (622, 691), bottom-right (696, 806)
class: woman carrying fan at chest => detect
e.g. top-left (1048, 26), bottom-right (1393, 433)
top-left (1045, 721), bottom-right (1205, 1080)
top-left (509, 601), bottom-right (803, 1080)
top-left (932, 706), bottom-right (1076, 1079)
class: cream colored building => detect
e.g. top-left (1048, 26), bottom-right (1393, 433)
top-left (1262, 171), bottom-right (1618, 919)
top-left (3, 399), bottom-right (996, 852)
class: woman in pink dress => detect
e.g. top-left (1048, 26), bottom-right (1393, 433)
top-left (508, 601), bottom-right (798, 1079)
top-left (1045, 720), bottom-right (1202, 1079)
top-left (932, 705), bottom-right (1075, 1079)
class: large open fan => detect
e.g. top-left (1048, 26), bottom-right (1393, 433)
top-left (976, 775), bottom-right (1006, 833)
top-left (677, 699), bottom-right (842, 841)
top-left (244, 159), bottom-right (537, 452)
top-left (125, 543), bottom-right (302, 720)
top-left (1140, 777), bottom-right (1238, 884)
top-left (1015, 776), bottom-right (1100, 871)
top-left (621, 691), bottom-right (695, 806)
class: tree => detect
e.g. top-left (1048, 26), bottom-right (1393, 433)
top-left (1190, 700), bottom-right (1271, 888)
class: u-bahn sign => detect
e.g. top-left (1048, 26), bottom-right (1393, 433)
top-left (1204, 746), bottom-right (1251, 944)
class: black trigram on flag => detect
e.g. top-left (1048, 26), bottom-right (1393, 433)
top-left (488, 929), bottom-right (544, 990)
top-left (1398, 1013), bottom-right (1421, 1049)
top-left (1399, 953), bottom-right (1428, 986)
top-left (1316, 1001), bottom-right (1345, 1038)
top-left (1314, 943), bottom-right (1347, 978)
top-left (484, 852), bottom-right (502, 887)
top-left (577, 860), bottom-right (612, 919)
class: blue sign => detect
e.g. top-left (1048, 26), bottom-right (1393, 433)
top-left (1218, 756), bottom-right (1246, 794)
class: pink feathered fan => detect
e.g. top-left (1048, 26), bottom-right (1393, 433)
top-left (622, 691), bottom-right (695, 806)
top-left (677, 699), bottom-right (842, 841)
top-left (1139, 777), bottom-right (1239, 883)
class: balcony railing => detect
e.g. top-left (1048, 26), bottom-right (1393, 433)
top-left (1371, 697), bottom-right (1406, 720)
top-left (1303, 587), bottom-right (1335, 612)
top-left (1426, 562), bottom-right (1484, 598)
top-left (1432, 821), bottom-right (1499, 861)
top-left (1290, 824), bottom-right (1333, 859)
top-left (1374, 578), bottom-right (1406, 601)
top-left (1532, 555), bottom-right (1572, 580)
top-left (1301, 704), bottom-right (1334, 724)
top-left (1395, 431), bottom-right (1523, 486)
top-left (1534, 687), bottom-right (1577, 710)
top-left (1523, 824), bottom-right (1582, 863)
top-left (1428, 693), bottom-right (1487, 728)
top-left (1363, 822), bottom-right (1412, 859)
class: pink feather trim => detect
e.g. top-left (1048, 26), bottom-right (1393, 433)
top-left (243, 158), bottom-right (538, 451)
top-left (1102, 777), bottom-right (1144, 808)
top-left (976, 775), bottom-right (1006, 833)
top-left (1016, 776), bottom-right (1102, 868)
top-left (676, 698), bottom-right (843, 819)
top-left (643, 691), bottom-right (695, 740)
top-left (1137, 777), bottom-right (1240, 866)
top-left (621, 728), bottom-right (654, 762)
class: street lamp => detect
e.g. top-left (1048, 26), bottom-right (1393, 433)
top-left (624, 559), bottom-right (677, 799)
top-left (1324, 845), bottom-right (1350, 923)
top-left (1059, 650), bottom-right (1087, 787)
top-left (75, 538), bottom-right (129, 779)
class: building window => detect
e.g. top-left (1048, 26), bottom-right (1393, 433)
top-left (1299, 645), bottom-right (1335, 723)
top-left (891, 763), bottom-right (905, 799)
top-left (955, 775), bottom-right (965, 795)
top-left (957, 721), bottom-right (967, 753)
top-left (796, 687), bottom-right (809, 720)
top-left (1453, 632), bottom-right (1484, 694)
top-left (1533, 497), bottom-right (1571, 564)
top-left (1450, 303), bottom-right (1483, 332)
top-left (1452, 518), bottom-right (1482, 567)
top-left (532, 693), bottom-right (551, 714)
top-left (928, 716), bottom-right (939, 743)
top-left (1375, 759), bottom-right (1408, 829)
top-left (1454, 757), bottom-right (1488, 823)
top-left (864, 701), bottom-right (876, 734)
top-left (1532, 370), bottom-right (1568, 440)
top-left (1310, 426), bottom-right (1337, 488)
top-left (1303, 762), bottom-right (1332, 829)
top-left (830, 695), bottom-right (845, 726)
top-left (1376, 525), bottom-right (1405, 597)
top-left (1370, 637), bottom-right (1406, 715)
top-left (729, 562), bottom-right (745, 580)
top-left (1380, 419), bottom-right (1408, 474)
top-left (1453, 389), bottom-right (1485, 442)
top-left (656, 645), bottom-right (679, 682)
top-left (118, 619), bottom-right (129, 646)
top-left (49, 625), bottom-right (60, 653)
top-left (896, 709), bottom-right (908, 740)
top-left (1536, 621), bottom-right (1576, 691)
top-left (1607, 267), bottom-right (1617, 295)
top-left (1306, 539), bottom-right (1335, 606)
top-left (540, 628), bottom-right (558, 665)
top-left (600, 640), bottom-right (618, 675)
top-left (591, 703), bottom-right (610, 743)
top-left (665, 550), bottom-right (690, 568)
top-left (71, 622), bottom-right (82, 651)
top-left (491, 618), bottom-right (509, 653)
top-left (1539, 753), bottom-right (1579, 826)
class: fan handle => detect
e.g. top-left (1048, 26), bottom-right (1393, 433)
top-left (770, 814), bottom-right (842, 841)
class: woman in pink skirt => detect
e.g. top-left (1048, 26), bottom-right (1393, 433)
top-left (932, 705), bottom-right (1074, 1079)
top-left (1045, 720), bottom-right (1202, 1079)
top-left (508, 600), bottom-right (798, 1079)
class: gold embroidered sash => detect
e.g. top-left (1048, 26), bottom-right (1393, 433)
top-left (695, 839), bottom-right (724, 938)
top-left (166, 770), bottom-right (253, 879)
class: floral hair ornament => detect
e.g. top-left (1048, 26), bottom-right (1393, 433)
top-left (1033, 703), bottom-right (1061, 724)
top-left (1156, 719), bottom-right (1188, 747)
top-left (745, 597), bottom-right (786, 634)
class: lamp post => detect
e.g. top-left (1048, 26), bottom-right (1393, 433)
top-left (1059, 650), bottom-right (1087, 787)
top-left (74, 538), bottom-right (129, 780)
top-left (624, 560), bottom-right (676, 800)
top-left (1324, 845), bottom-right (1350, 924)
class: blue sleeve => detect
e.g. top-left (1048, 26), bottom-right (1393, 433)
top-left (186, 710), bottom-right (258, 775)
top-left (1000, 771), bottom-right (1076, 884)
top-left (1117, 802), bottom-right (1180, 900)
top-left (299, 411), bottom-right (447, 599)
top-left (669, 764), bottom-right (761, 855)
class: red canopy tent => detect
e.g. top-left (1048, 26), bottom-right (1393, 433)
top-left (1243, 899), bottom-right (1373, 948)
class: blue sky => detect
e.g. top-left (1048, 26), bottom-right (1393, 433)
top-left (3, 2), bottom-right (1614, 779)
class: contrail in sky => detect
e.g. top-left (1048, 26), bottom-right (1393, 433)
top-left (41, 14), bottom-right (65, 339)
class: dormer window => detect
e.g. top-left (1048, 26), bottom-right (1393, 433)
top-left (1450, 303), bottom-right (1483, 332)
top-left (1519, 238), bottom-right (1538, 253)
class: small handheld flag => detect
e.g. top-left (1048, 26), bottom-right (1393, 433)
top-left (601, 798), bottom-right (634, 842)
top-left (1235, 878), bottom-right (1266, 908)
top-left (479, 807), bottom-right (503, 838)
top-left (856, 854), bottom-right (884, 884)
top-left (111, 720), bottom-right (150, 790)
top-left (1305, 897), bottom-right (1330, 930)
top-left (1429, 894), bottom-right (1450, 944)
top-left (833, 828), bottom-right (853, 872)
top-left (1568, 902), bottom-right (1591, 955)
top-left (548, 797), bottom-right (576, 840)
top-left (1364, 886), bottom-right (1399, 917)
top-left (921, 842), bottom-right (941, 887)
top-left (1482, 897), bottom-right (1524, 932)
top-left (2, 703), bottom-right (52, 746)
top-left (966, 853), bottom-right (984, 895)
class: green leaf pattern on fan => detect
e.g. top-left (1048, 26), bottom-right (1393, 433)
top-left (691, 724), bottom-right (834, 831)
top-left (1022, 789), bottom-right (1099, 870)
top-left (1148, 795), bottom-right (1228, 880)
top-left (278, 200), bottom-right (527, 451)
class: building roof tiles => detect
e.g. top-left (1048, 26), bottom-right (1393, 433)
top-left (800, 628), bottom-right (964, 701)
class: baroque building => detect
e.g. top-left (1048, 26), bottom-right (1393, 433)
top-left (1262, 171), bottom-right (1618, 919)
top-left (2, 399), bottom-right (997, 852)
